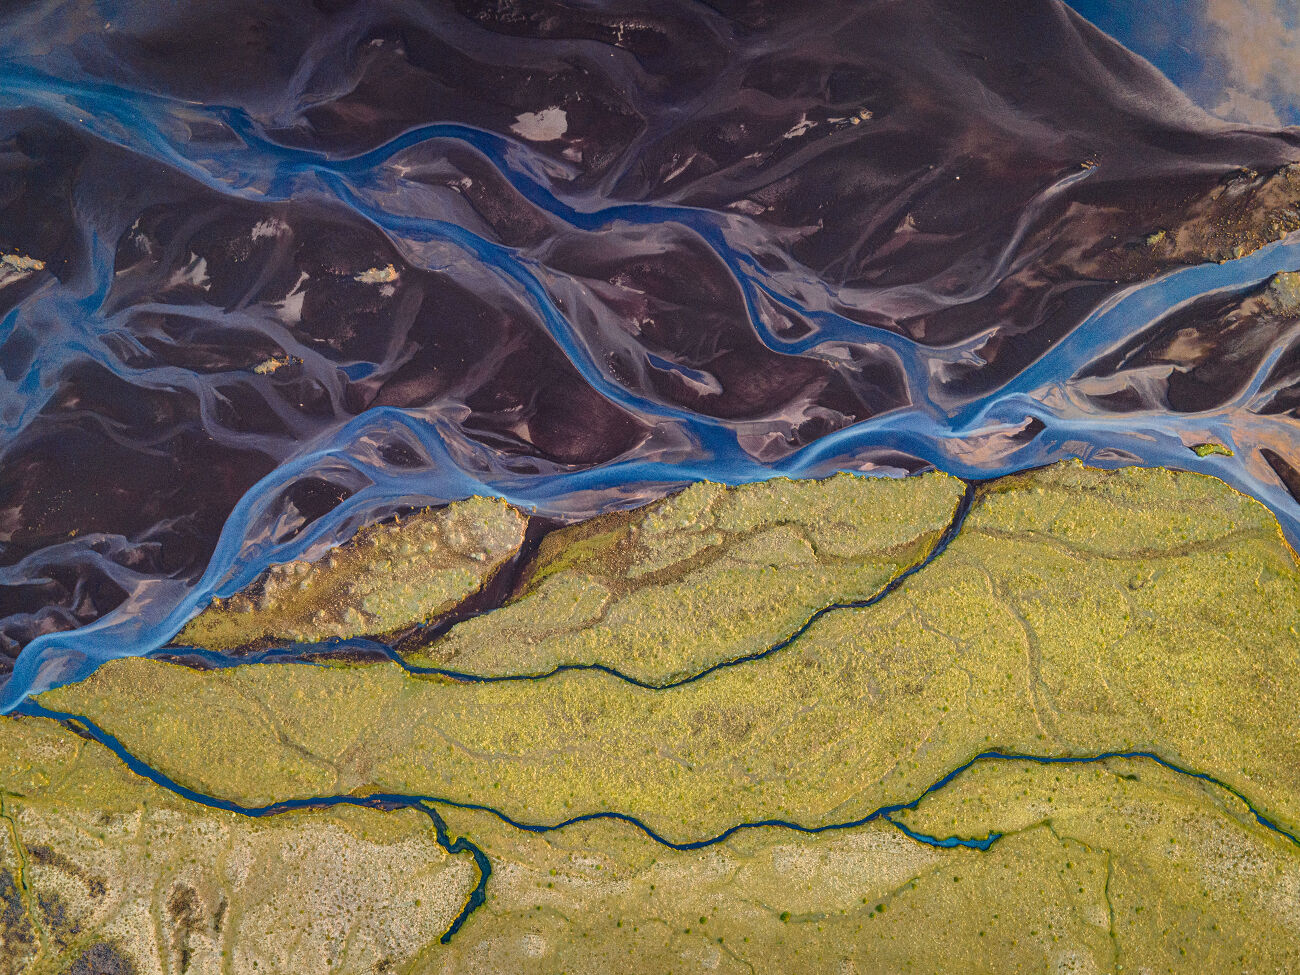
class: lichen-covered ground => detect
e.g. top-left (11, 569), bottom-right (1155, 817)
top-left (5, 462), bottom-right (1300, 971)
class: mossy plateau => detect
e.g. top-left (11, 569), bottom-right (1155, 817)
top-left (0, 717), bottom-right (477, 974)
top-left (3, 722), bottom-right (1296, 972)
top-left (407, 471), bottom-right (966, 683)
top-left (15, 461), bottom-right (1300, 970)
top-left (41, 462), bottom-right (1300, 847)
top-left (896, 757), bottom-right (1300, 971)
top-left (426, 756), bottom-right (1300, 972)
top-left (178, 495), bottom-right (527, 651)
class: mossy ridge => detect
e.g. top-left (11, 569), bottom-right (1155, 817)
top-left (406, 471), bottom-right (966, 683)
top-left (41, 461), bottom-right (1300, 845)
top-left (178, 495), bottom-right (527, 652)
top-left (968, 460), bottom-right (1281, 555)
top-left (0, 717), bottom-right (476, 974)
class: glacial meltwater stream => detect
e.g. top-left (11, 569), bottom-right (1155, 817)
top-left (2, 0), bottom-right (1300, 710)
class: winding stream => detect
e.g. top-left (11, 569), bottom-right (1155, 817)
top-left (3, 55), bottom-right (1300, 708)
top-left (160, 480), bottom-right (977, 689)
top-left (8, 221), bottom-right (1300, 712)
top-left (16, 698), bottom-right (1299, 942)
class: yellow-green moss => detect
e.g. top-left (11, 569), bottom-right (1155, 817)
top-left (896, 757), bottom-right (1300, 971)
top-left (408, 471), bottom-right (965, 682)
top-left (42, 462), bottom-right (1300, 846)
top-left (434, 806), bottom-right (1113, 973)
top-left (428, 759), bottom-right (1300, 972)
top-left (178, 495), bottom-right (527, 651)
top-left (1191, 442), bottom-right (1234, 457)
top-left (427, 756), bottom-right (1300, 972)
top-left (7, 716), bottom-right (1295, 972)
top-left (16, 462), bottom-right (1300, 971)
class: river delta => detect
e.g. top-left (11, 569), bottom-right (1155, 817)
top-left (3, 0), bottom-right (1300, 971)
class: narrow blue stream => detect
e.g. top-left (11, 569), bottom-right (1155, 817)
top-left (16, 698), bottom-right (1299, 940)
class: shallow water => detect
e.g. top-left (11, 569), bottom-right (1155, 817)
top-left (1, 0), bottom-right (1299, 708)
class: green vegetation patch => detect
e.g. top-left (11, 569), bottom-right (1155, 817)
top-left (41, 462), bottom-right (1300, 846)
top-left (1191, 442), bottom-right (1234, 458)
top-left (407, 471), bottom-right (966, 683)
top-left (178, 495), bottom-right (527, 651)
